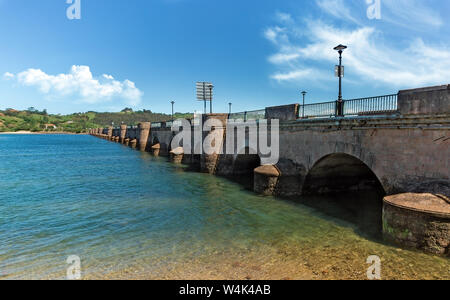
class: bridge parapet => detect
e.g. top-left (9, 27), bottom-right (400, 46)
top-left (266, 104), bottom-right (299, 121)
top-left (398, 84), bottom-right (450, 116)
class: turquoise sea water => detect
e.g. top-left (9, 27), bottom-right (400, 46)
top-left (0, 134), bottom-right (448, 280)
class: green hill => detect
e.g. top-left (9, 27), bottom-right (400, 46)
top-left (0, 108), bottom-right (193, 133)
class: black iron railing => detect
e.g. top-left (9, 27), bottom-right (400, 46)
top-left (299, 101), bottom-right (336, 119)
top-left (298, 94), bottom-right (398, 119)
top-left (343, 94), bottom-right (398, 116)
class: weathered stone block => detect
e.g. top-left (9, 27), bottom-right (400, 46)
top-left (398, 85), bottom-right (450, 116)
top-left (266, 104), bottom-right (299, 121)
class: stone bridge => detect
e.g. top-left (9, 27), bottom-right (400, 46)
top-left (92, 84), bottom-right (450, 198)
top-left (91, 84), bottom-right (450, 254)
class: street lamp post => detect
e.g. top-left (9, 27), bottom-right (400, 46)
top-left (334, 44), bottom-right (347, 117)
top-left (208, 85), bottom-right (213, 114)
top-left (171, 101), bottom-right (175, 121)
top-left (301, 91), bottom-right (307, 119)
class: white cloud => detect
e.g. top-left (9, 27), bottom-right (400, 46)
top-left (275, 12), bottom-right (293, 23)
top-left (265, 8), bottom-right (450, 88)
top-left (6, 65), bottom-right (143, 106)
top-left (264, 26), bottom-right (287, 44)
top-left (316, 0), bottom-right (360, 24)
top-left (316, 0), bottom-right (443, 30)
top-left (383, 0), bottom-right (443, 28)
top-left (272, 70), bottom-right (312, 81)
top-left (3, 72), bottom-right (14, 79)
top-left (269, 53), bottom-right (300, 64)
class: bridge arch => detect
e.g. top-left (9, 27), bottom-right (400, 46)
top-left (302, 153), bottom-right (385, 195)
top-left (301, 153), bottom-right (386, 237)
top-left (227, 146), bottom-right (261, 190)
top-left (151, 136), bottom-right (160, 146)
top-left (232, 146), bottom-right (261, 176)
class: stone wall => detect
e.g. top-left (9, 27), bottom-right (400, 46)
top-left (126, 127), bottom-right (138, 140)
top-left (274, 115), bottom-right (450, 197)
top-left (398, 84), bottom-right (450, 116)
top-left (266, 104), bottom-right (299, 121)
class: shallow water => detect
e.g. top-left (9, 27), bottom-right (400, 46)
top-left (0, 135), bottom-right (448, 280)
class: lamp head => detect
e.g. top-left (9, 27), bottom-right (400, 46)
top-left (334, 44), bottom-right (347, 52)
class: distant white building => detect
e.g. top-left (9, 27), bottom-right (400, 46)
top-left (44, 124), bottom-right (57, 130)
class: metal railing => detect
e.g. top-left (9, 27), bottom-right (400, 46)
top-left (229, 109), bottom-right (266, 121)
top-left (298, 94), bottom-right (398, 119)
top-left (343, 94), bottom-right (398, 116)
top-left (299, 101), bottom-right (336, 119)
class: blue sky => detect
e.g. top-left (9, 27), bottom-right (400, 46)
top-left (0, 0), bottom-right (449, 114)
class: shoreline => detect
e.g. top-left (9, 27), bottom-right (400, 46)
top-left (0, 131), bottom-right (87, 135)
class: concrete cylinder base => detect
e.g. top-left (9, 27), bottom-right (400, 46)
top-left (152, 144), bottom-right (161, 157)
top-left (383, 193), bottom-right (450, 256)
top-left (254, 165), bottom-right (280, 196)
top-left (170, 147), bottom-right (184, 164)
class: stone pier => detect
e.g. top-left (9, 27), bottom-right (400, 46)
top-left (200, 114), bottom-right (229, 174)
top-left (120, 125), bottom-right (127, 144)
top-left (138, 122), bottom-right (151, 151)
